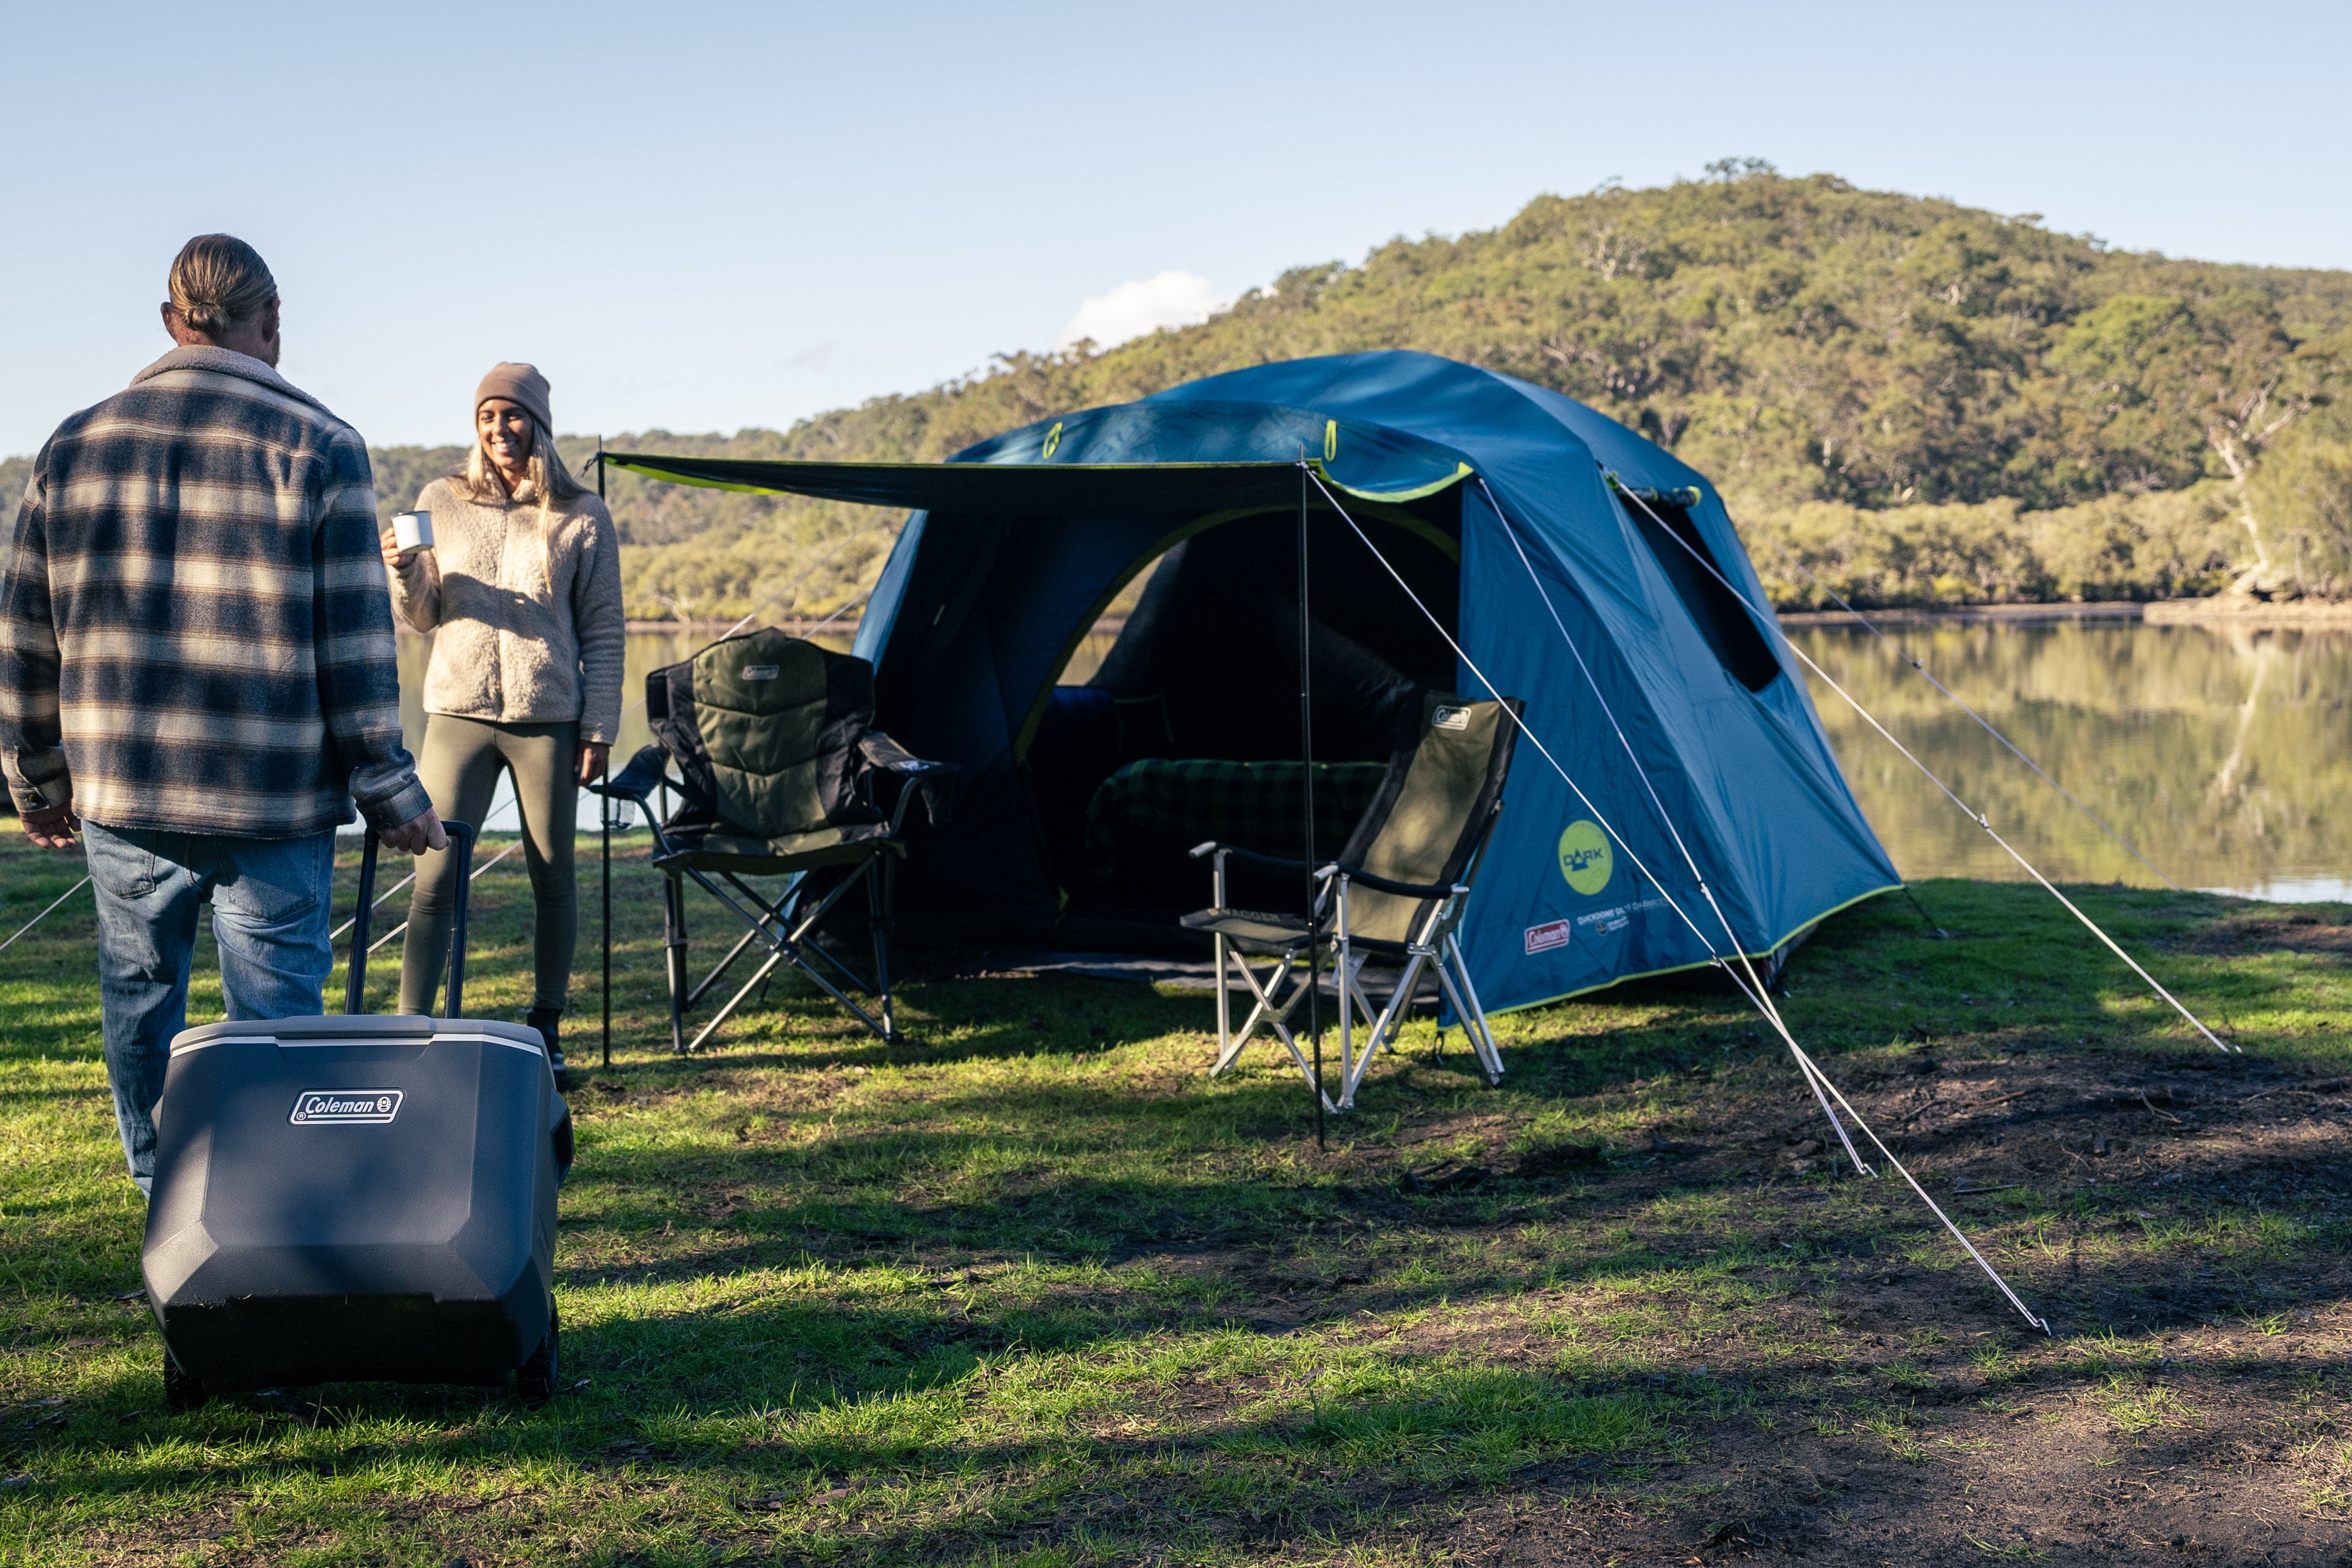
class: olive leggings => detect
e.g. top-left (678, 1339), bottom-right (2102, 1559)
top-left (398, 715), bottom-right (578, 1016)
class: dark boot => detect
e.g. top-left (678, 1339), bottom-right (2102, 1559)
top-left (526, 1007), bottom-right (569, 1093)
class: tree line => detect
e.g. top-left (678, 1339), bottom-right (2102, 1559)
top-left (9, 166), bottom-right (2350, 615)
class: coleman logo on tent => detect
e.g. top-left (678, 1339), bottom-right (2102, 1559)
top-left (741, 666), bottom-right (779, 681)
top-left (289, 1089), bottom-right (403, 1126)
top-left (1432, 706), bottom-right (1471, 731)
top-left (1524, 919), bottom-right (1572, 955)
top-left (1558, 820), bottom-right (1613, 895)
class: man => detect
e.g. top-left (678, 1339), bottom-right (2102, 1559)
top-left (0, 234), bottom-right (445, 1194)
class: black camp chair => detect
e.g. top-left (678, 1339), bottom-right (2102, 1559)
top-left (592, 628), bottom-right (955, 1054)
top-left (1180, 693), bottom-right (1522, 1110)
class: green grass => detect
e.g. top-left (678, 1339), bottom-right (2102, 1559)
top-left (5, 826), bottom-right (2352, 1564)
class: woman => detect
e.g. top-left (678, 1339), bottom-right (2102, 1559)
top-left (382, 363), bottom-right (623, 1088)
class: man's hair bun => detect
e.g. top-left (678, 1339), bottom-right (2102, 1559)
top-left (168, 234), bottom-right (277, 337)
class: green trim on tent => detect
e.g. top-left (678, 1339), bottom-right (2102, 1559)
top-left (1338, 460), bottom-right (1477, 504)
top-left (599, 459), bottom-right (808, 497)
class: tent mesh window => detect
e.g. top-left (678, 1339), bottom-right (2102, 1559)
top-left (1622, 498), bottom-right (1782, 692)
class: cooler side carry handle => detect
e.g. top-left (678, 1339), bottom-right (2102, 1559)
top-left (344, 832), bottom-right (380, 1016)
top-left (442, 820), bottom-right (476, 1020)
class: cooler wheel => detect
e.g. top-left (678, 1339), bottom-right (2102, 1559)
top-left (163, 1352), bottom-right (209, 1413)
top-left (516, 1300), bottom-right (560, 1407)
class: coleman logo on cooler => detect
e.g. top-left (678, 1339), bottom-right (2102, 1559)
top-left (290, 1089), bottom-right (403, 1125)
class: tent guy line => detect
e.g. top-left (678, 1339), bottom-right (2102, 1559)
top-left (362, 831), bottom-right (525, 958)
top-left (329, 777), bottom-right (518, 945)
top-left (1608, 476), bottom-right (2238, 1056)
top-left (0, 875), bottom-right (90, 957)
top-left (596, 482), bottom-right (891, 726)
top-left (1763, 540), bottom-right (2182, 892)
top-left (1475, 473), bottom-right (1872, 1177)
top-left (1303, 464), bottom-right (2050, 1333)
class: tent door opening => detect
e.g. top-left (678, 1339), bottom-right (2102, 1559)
top-left (1024, 494), bottom-right (1463, 924)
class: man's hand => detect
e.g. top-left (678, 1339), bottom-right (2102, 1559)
top-left (379, 807), bottom-right (448, 855)
top-left (20, 803), bottom-right (80, 850)
top-left (576, 741), bottom-right (611, 788)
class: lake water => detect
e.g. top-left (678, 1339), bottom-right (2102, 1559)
top-left (1788, 620), bottom-right (2352, 902)
top-left (398, 621), bottom-right (2351, 904)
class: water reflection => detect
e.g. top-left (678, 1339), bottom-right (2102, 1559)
top-left (1791, 621), bottom-right (2352, 902)
top-left (397, 624), bottom-right (2349, 904)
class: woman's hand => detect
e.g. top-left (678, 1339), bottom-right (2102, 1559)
top-left (577, 742), bottom-right (611, 787)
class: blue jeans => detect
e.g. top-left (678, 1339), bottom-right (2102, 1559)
top-left (84, 823), bottom-right (337, 1193)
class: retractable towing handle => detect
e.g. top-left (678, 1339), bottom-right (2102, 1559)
top-left (344, 821), bottom-right (477, 1016)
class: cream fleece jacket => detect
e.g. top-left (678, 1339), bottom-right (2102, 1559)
top-left (385, 477), bottom-right (626, 745)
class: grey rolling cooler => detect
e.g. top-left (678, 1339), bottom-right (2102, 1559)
top-left (142, 822), bottom-right (574, 1411)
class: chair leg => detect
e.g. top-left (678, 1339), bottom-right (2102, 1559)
top-left (662, 869), bottom-right (688, 1057)
top-left (1336, 948), bottom-right (1432, 1108)
top-left (1444, 932), bottom-right (1505, 1085)
top-left (687, 920), bottom-right (773, 1010)
top-left (866, 857), bottom-right (898, 1043)
top-left (1210, 948), bottom-right (1292, 1076)
top-left (780, 953), bottom-right (896, 1044)
top-left (1432, 938), bottom-right (1502, 1088)
top-left (1212, 948), bottom-right (1332, 1111)
top-left (687, 949), bottom-right (791, 1054)
top-left (1336, 940), bottom-right (1356, 1094)
top-left (1211, 929), bottom-right (1231, 1058)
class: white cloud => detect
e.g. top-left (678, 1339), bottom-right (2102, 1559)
top-left (1057, 270), bottom-right (1229, 352)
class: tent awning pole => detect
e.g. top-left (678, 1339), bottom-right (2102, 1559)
top-left (1298, 461), bottom-right (1324, 1150)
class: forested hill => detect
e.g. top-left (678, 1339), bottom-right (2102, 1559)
top-left (11, 167), bottom-right (2351, 615)
top-left (570, 167), bottom-right (2352, 618)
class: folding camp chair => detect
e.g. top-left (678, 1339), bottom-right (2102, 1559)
top-left (1180, 694), bottom-right (1521, 1110)
top-left (591, 628), bottom-right (955, 1054)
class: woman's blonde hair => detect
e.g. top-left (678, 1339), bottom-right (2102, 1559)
top-left (455, 411), bottom-right (590, 593)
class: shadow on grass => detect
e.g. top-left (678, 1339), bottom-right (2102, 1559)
top-left (11, 843), bottom-right (2352, 1561)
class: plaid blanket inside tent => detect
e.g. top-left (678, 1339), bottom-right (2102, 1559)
top-left (1083, 759), bottom-right (1390, 874)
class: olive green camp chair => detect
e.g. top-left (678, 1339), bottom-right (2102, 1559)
top-left (1180, 694), bottom-right (1522, 1110)
top-left (592, 629), bottom-right (956, 1054)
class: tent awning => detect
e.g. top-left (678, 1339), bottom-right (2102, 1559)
top-left (597, 452), bottom-right (1326, 513)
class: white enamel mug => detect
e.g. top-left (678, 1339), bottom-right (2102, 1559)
top-left (392, 510), bottom-right (435, 553)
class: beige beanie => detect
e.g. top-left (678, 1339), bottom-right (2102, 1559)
top-left (475, 362), bottom-right (553, 432)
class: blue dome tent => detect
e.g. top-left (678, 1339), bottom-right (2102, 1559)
top-left (604, 350), bottom-right (1901, 1016)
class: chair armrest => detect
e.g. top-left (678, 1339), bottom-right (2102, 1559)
top-left (589, 744), bottom-right (673, 804)
top-left (1187, 841), bottom-right (1310, 873)
top-left (862, 730), bottom-right (958, 831)
top-left (1322, 861), bottom-right (1468, 901)
top-left (859, 730), bottom-right (954, 776)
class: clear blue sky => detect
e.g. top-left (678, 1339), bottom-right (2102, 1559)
top-left (5, 0), bottom-right (2347, 460)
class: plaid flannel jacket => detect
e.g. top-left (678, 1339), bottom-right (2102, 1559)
top-left (0, 347), bottom-right (427, 837)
